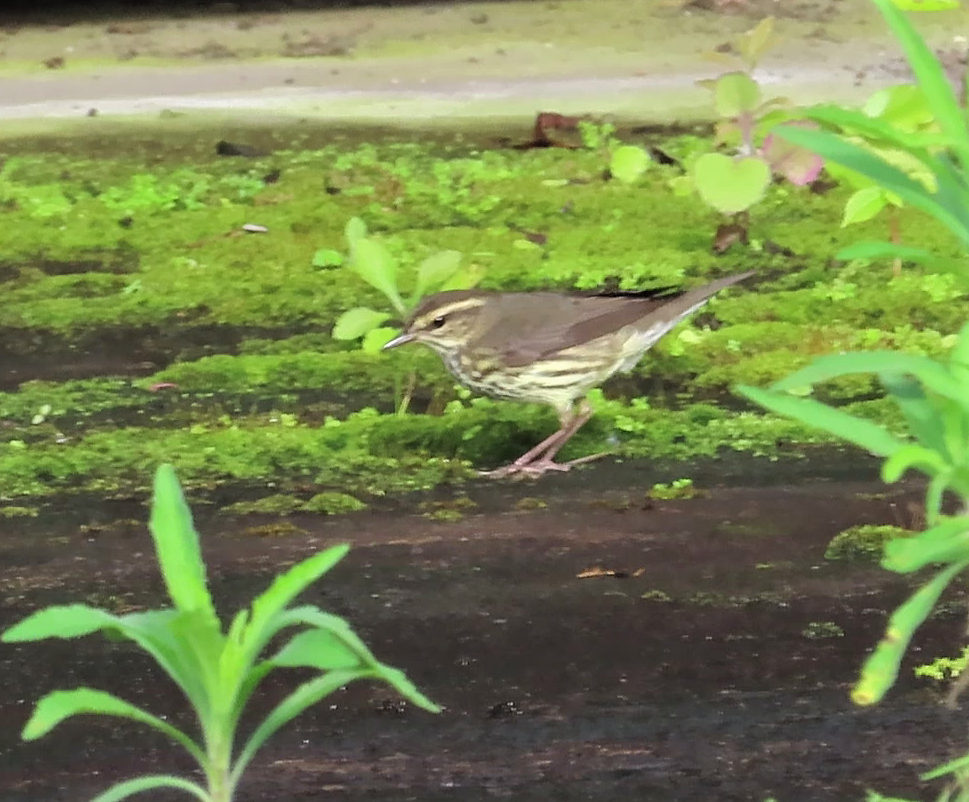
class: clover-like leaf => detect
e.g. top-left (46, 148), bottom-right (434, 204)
top-left (332, 307), bottom-right (391, 341)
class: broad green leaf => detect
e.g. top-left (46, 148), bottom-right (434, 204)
top-left (332, 307), bottom-right (391, 341)
top-left (150, 465), bottom-right (216, 620)
top-left (951, 321), bottom-right (969, 391)
top-left (22, 688), bottom-right (205, 763)
top-left (881, 443), bottom-right (947, 483)
top-left (863, 84), bottom-right (935, 131)
top-left (89, 775), bottom-right (209, 802)
top-left (880, 372), bottom-right (948, 456)
top-left (246, 545), bottom-right (350, 652)
top-left (713, 72), bottom-right (762, 118)
top-left (836, 240), bottom-right (969, 276)
top-left (776, 125), bottom-right (968, 235)
top-left (3, 604), bottom-right (117, 642)
top-left (271, 629), bottom-right (363, 670)
top-left (888, 0), bottom-right (958, 8)
top-left (693, 153), bottom-right (771, 214)
top-left (852, 560), bottom-right (968, 705)
top-left (739, 16), bottom-right (776, 67)
top-left (413, 250), bottom-right (462, 300)
top-left (882, 515), bottom-right (969, 573)
top-left (102, 610), bottom-right (213, 717)
top-left (737, 386), bottom-right (907, 457)
top-left (439, 262), bottom-right (487, 292)
top-left (362, 326), bottom-right (399, 353)
top-left (344, 216), bottom-right (367, 247)
top-left (348, 238), bottom-right (405, 315)
top-left (609, 145), bottom-right (651, 184)
top-left (801, 104), bottom-right (937, 150)
top-left (770, 351), bottom-right (965, 407)
top-left (842, 187), bottom-right (888, 226)
top-left (272, 606), bottom-right (439, 709)
top-left (873, 0), bottom-right (969, 167)
top-left (312, 248), bottom-right (343, 268)
top-left (925, 469), bottom-right (954, 522)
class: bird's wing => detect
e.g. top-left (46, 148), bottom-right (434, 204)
top-left (481, 273), bottom-right (753, 368)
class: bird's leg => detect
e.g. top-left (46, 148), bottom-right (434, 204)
top-left (480, 399), bottom-right (609, 478)
top-left (478, 410), bottom-right (575, 478)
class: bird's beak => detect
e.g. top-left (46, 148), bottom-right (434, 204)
top-left (382, 332), bottom-right (416, 350)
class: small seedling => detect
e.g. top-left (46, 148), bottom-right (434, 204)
top-left (819, 83), bottom-right (939, 274)
top-left (688, 18), bottom-right (823, 230)
top-left (647, 478), bottom-right (700, 500)
top-left (331, 217), bottom-right (484, 411)
top-left (2, 464), bottom-right (439, 802)
top-left (609, 145), bottom-right (651, 184)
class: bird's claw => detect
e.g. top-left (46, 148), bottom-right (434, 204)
top-left (478, 451), bottom-right (611, 479)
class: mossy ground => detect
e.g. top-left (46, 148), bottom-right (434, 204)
top-left (1, 120), bottom-right (965, 509)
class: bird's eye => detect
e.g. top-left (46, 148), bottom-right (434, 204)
top-left (431, 316), bottom-right (446, 329)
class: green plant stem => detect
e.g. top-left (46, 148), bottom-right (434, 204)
top-left (398, 369), bottom-right (417, 416)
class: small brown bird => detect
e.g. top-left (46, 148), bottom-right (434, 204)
top-left (383, 272), bottom-right (753, 477)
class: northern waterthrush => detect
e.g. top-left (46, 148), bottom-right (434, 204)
top-left (383, 271), bottom-right (753, 477)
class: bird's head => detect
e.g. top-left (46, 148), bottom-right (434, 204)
top-left (382, 290), bottom-right (490, 356)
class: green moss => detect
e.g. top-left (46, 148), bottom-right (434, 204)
top-left (647, 478), bottom-right (699, 500)
top-left (515, 497), bottom-right (548, 510)
top-left (0, 505), bottom-right (39, 517)
top-left (824, 524), bottom-right (914, 562)
top-left (802, 621), bottom-right (845, 639)
top-left (220, 494), bottom-right (303, 515)
top-left (239, 522), bottom-right (308, 538)
top-left (0, 122), bottom-right (965, 503)
top-left (302, 491), bottom-right (366, 515)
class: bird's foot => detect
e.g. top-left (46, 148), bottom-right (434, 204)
top-left (478, 451), bottom-right (611, 479)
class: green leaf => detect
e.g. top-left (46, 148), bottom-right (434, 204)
top-left (842, 186), bottom-right (888, 226)
top-left (3, 604), bottom-right (118, 642)
top-left (22, 688), bottom-right (205, 763)
top-left (89, 775), bottom-right (209, 802)
top-left (950, 321), bottom-right (969, 391)
top-left (881, 443), bottom-right (947, 483)
top-left (771, 351), bottom-right (965, 407)
top-left (312, 248), bottom-right (343, 268)
top-left (852, 560), bottom-right (968, 705)
top-left (413, 250), bottom-right (462, 301)
top-left (272, 629), bottom-right (363, 670)
top-left (737, 386), bottom-right (907, 457)
top-left (776, 125), bottom-right (969, 238)
top-left (805, 104), bottom-right (942, 151)
top-left (880, 372), bottom-right (948, 456)
top-left (332, 307), bottom-right (391, 341)
top-left (231, 669), bottom-right (363, 784)
top-left (348, 237), bottom-right (405, 315)
top-left (362, 326), bottom-right (399, 353)
top-left (888, 0), bottom-right (958, 8)
top-left (344, 216), bottom-right (367, 247)
top-left (149, 465), bottom-right (216, 620)
top-left (882, 516), bottom-right (969, 573)
top-left (739, 16), bottom-right (776, 67)
top-left (713, 72), bottom-right (762, 118)
top-left (245, 545), bottom-right (350, 652)
top-left (609, 145), bottom-right (651, 184)
top-left (439, 262), bottom-right (487, 292)
top-left (873, 0), bottom-right (969, 166)
top-left (274, 605), bottom-right (438, 712)
top-left (836, 240), bottom-right (969, 276)
top-left (693, 153), bottom-right (771, 214)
